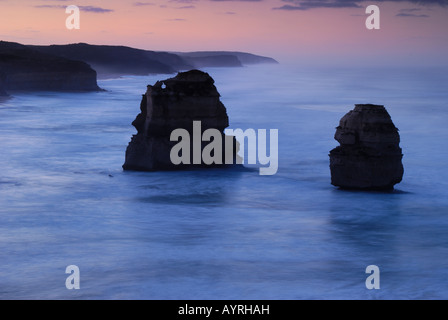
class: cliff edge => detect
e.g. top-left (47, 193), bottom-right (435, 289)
top-left (0, 41), bottom-right (100, 93)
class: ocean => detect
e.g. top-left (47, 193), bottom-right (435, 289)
top-left (0, 63), bottom-right (447, 299)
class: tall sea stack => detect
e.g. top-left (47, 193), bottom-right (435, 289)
top-left (123, 70), bottom-right (240, 171)
top-left (329, 104), bottom-right (404, 190)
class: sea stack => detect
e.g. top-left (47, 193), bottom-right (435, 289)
top-left (123, 70), bottom-right (241, 171)
top-left (329, 104), bottom-right (404, 190)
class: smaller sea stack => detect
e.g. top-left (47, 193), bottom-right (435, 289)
top-left (329, 104), bottom-right (404, 190)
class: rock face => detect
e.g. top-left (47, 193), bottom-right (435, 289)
top-left (0, 78), bottom-right (6, 96)
top-left (329, 104), bottom-right (404, 190)
top-left (0, 41), bottom-right (100, 93)
top-left (123, 70), bottom-right (241, 171)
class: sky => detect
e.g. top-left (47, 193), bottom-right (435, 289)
top-left (1, 0), bottom-right (448, 65)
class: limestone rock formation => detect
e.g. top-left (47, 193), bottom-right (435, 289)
top-left (123, 70), bottom-right (241, 171)
top-left (329, 104), bottom-right (404, 190)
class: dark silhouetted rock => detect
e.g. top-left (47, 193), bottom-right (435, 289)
top-left (329, 104), bottom-right (404, 190)
top-left (0, 41), bottom-right (100, 92)
top-left (123, 70), bottom-right (241, 171)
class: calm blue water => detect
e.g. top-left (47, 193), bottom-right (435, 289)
top-left (0, 64), bottom-right (447, 299)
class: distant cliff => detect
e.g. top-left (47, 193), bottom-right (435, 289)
top-left (178, 51), bottom-right (279, 66)
top-left (0, 41), bottom-right (100, 94)
top-left (0, 41), bottom-right (278, 95)
top-left (30, 43), bottom-right (192, 79)
top-left (182, 55), bottom-right (243, 68)
top-left (30, 43), bottom-right (278, 78)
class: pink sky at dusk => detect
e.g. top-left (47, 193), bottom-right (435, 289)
top-left (1, 0), bottom-right (447, 65)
